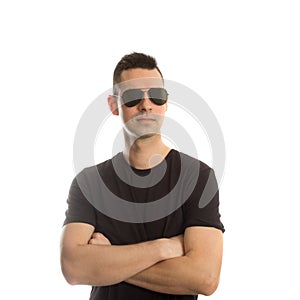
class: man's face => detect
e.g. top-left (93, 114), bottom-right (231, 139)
top-left (115, 68), bottom-right (168, 139)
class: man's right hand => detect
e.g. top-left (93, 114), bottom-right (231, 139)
top-left (88, 232), bottom-right (111, 246)
top-left (162, 234), bottom-right (185, 259)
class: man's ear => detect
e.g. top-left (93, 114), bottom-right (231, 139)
top-left (107, 95), bottom-right (119, 115)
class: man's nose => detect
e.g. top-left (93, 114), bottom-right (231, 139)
top-left (138, 91), bottom-right (152, 111)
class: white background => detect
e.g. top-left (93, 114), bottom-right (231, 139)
top-left (1, 0), bottom-right (300, 299)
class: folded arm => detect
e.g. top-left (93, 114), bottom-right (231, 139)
top-left (88, 226), bottom-right (223, 295)
top-left (60, 222), bottom-right (184, 286)
top-left (125, 226), bottom-right (223, 296)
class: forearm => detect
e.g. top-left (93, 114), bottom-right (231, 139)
top-left (126, 254), bottom-right (218, 296)
top-left (61, 239), bottom-right (166, 286)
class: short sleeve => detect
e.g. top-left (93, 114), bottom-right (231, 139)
top-left (182, 166), bottom-right (225, 233)
top-left (63, 173), bottom-right (97, 227)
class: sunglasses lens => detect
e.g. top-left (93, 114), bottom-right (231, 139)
top-left (148, 88), bottom-right (168, 105)
top-left (121, 88), bottom-right (168, 107)
top-left (122, 89), bottom-right (143, 107)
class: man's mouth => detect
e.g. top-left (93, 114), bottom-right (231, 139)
top-left (135, 115), bottom-right (156, 122)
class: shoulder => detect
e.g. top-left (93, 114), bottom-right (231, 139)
top-left (76, 153), bottom-right (121, 179)
top-left (72, 154), bottom-right (122, 196)
top-left (170, 150), bottom-right (212, 173)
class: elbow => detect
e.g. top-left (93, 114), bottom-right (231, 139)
top-left (61, 263), bottom-right (78, 285)
top-left (60, 255), bottom-right (82, 286)
top-left (60, 252), bottom-right (106, 286)
top-left (195, 274), bottom-right (220, 296)
top-left (62, 268), bottom-right (80, 286)
top-left (202, 279), bottom-right (219, 296)
top-left (64, 274), bottom-right (80, 286)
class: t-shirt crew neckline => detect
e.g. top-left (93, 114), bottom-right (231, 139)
top-left (120, 148), bottom-right (175, 173)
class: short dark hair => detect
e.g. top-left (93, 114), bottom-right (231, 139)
top-left (113, 52), bottom-right (163, 94)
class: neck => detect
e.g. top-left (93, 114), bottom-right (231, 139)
top-left (123, 132), bottom-right (171, 170)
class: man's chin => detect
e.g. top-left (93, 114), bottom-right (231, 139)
top-left (137, 133), bottom-right (157, 139)
top-left (127, 130), bottom-right (160, 140)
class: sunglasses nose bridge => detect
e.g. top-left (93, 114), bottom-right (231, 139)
top-left (139, 89), bottom-right (149, 100)
top-left (138, 90), bottom-right (152, 109)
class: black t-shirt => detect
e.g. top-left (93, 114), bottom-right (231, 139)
top-left (64, 149), bottom-right (224, 300)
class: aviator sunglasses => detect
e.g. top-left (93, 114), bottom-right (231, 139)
top-left (118, 87), bottom-right (169, 107)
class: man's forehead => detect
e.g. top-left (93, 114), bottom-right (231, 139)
top-left (116, 77), bottom-right (164, 92)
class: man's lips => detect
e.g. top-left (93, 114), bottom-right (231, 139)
top-left (135, 115), bottom-right (156, 121)
top-left (137, 118), bottom-right (155, 121)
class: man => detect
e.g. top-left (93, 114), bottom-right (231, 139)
top-left (60, 52), bottom-right (225, 300)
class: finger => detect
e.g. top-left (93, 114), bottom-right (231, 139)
top-left (93, 232), bottom-right (104, 239)
top-left (89, 238), bottom-right (103, 245)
